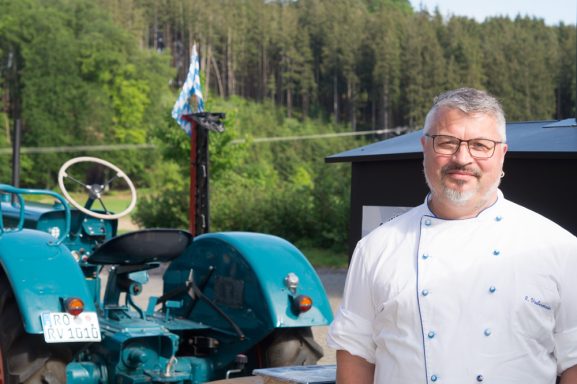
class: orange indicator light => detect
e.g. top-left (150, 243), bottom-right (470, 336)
top-left (294, 295), bottom-right (313, 314)
top-left (64, 297), bottom-right (85, 316)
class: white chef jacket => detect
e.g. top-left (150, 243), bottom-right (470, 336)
top-left (328, 191), bottom-right (577, 383)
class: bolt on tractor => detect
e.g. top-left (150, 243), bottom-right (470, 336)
top-left (0, 156), bottom-right (333, 383)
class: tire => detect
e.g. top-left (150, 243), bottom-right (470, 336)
top-left (260, 327), bottom-right (324, 367)
top-left (0, 271), bottom-right (70, 384)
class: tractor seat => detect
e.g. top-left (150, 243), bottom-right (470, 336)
top-left (87, 229), bottom-right (193, 265)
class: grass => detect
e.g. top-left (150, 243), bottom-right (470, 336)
top-left (27, 190), bottom-right (132, 210)
top-left (298, 246), bottom-right (349, 269)
top-left (67, 190), bottom-right (133, 213)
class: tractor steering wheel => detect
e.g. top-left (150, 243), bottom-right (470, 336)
top-left (58, 156), bottom-right (137, 220)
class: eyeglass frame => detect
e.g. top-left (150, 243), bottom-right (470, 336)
top-left (424, 134), bottom-right (505, 159)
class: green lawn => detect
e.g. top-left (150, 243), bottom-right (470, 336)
top-left (298, 246), bottom-right (349, 269)
top-left (28, 190), bottom-right (133, 210)
top-left (66, 191), bottom-right (133, 213)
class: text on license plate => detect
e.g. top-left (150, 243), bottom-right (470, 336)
top-left (41, 312), bottom-right (101, 343)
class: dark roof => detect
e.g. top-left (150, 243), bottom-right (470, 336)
top-left (326, 118), bottom-right (577, 163)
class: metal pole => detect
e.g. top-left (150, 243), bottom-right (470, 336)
top-left (8, 47), bottom-right (21, 189)
top-left (11, 120), bottom-right (21, 188)
top-left (197, 124), bottom-right (209, 235)
top-left (189, 120), bottom-right (198, 235)
top-left (186, 112), bottom-right (224, 236)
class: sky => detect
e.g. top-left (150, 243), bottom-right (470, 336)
top-left (408, 0), bottom-right (577, 26)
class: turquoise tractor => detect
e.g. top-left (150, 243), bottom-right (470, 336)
top-left (0, 157), bottom-right (333, 383)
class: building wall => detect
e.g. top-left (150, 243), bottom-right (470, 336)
top-left (348, 156), bottom-right (577, 256)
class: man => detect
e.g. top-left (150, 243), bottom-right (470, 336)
top-left (328, 88), bottom-right (577, 383)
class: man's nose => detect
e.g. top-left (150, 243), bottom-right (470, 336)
top-left (452, 142), bottom-right (473, 162)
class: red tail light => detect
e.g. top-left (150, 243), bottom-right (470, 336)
top-left (293, 295), bottom-right (313, 314)
top-left (64, 297), bottom-right (85, 316)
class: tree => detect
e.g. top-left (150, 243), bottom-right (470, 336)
top-left (481, 16), bottom-right (559, 121)
top-left (439, 16), bottom-right (484, 90)
top-left (400, 10), bottom-right (447, 128)
top-left (555, 23), bottom-right (576, 119)
top-left (0, 0), bottom-right (174, 187)
top-left (368, 5), bottom-right (404, 129)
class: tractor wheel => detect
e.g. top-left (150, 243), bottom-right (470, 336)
top-left (260, 327), bottom-right (324, 367)
top-left (0, 272), bottom-right (70, 384)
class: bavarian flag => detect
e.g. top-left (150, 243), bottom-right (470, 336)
top-left (172, 44), bottom-right (205, 135)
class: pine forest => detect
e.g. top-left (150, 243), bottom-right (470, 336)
top-left (1, 0), bottom-right (576, 255)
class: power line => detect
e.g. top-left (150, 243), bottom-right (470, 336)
top-left (0, 143), bottom-right (156, 155)
top-left (0, 127), bottom-right (409, 154)
top-left (230, 127), bottom-right (408, 144)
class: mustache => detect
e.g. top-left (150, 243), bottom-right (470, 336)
top-left (441, 164), bottom-right (481, 178)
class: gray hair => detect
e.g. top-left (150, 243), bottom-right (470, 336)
top-left (423, 88), bottom-right (507, 140)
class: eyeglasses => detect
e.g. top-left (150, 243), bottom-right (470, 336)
top-left (425, 134), bottom-right (504, 159)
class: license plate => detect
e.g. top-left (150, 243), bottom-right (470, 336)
top-left (41, 312), bottom-right (101, 343)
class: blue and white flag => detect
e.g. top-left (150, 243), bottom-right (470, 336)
top-left (172, 44), bottom-right (205, 135)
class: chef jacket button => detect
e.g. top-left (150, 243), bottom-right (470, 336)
top-left (427, 331), bottom-right (436, 339)
top-left (476, 374), bottom-right (484, 382)
top-left (493, 249), bottom-right (500, 256)
top-left (422, 289), bottom-right (429, 296)
top-left (422, 254), bottom-right (430, 260)
top-left (489, 286), bottom-right (496, 293)
top-left (484, 328), bottom-right (492, 336)
top-left (431, 375), bottom-right (438, 382)
top-left (424, 218), bottom-right (432, 226)
top-left (495, 215), bottom-right (503, 221)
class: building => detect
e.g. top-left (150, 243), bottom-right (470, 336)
top-left (326, 119), bottom-right (577, 255)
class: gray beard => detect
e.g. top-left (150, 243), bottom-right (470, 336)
top-left (424, 170), bottom-right (502, 208)
top-left (441, 185), bottom-right (476, 205)
top-left (424, 172), bottom-right (475, 206)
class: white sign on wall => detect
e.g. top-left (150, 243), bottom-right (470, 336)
top-left (361, 205), bottom-right (412, 237)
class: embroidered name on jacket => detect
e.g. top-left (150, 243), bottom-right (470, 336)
top-left (525, 295), bottom-right (552, 311)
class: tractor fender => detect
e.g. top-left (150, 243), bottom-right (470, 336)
top-left (0, 229), bottom-right (96, 334)
top-left (164, 232), bottom-right (333, 332)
